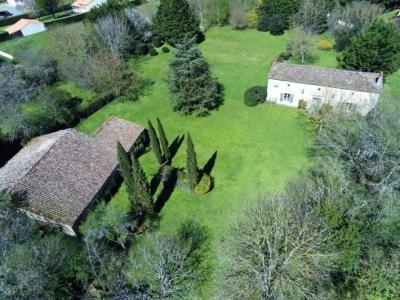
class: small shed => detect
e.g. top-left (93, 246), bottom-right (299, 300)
top-left (5, 18), bottom-right (46, 37)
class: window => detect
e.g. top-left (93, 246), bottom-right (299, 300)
top-left (280, 93), bottom-right (294, 103)
top-left (344, 102), bottom-right (356, 113)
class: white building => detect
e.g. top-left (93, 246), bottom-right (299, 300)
top-left (267, 63), bottom-right (383, 115)
top-left (71, 0), bottom-right (107, 13)
top-left (5, 18), bottom-right (46, 37)
top-left (6, 0), bottom-right (24, 7)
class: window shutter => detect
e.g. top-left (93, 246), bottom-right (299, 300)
top-left (280, 93), bottom-right (284, 102)
top-left (290, 94), bottom-right (294, 103)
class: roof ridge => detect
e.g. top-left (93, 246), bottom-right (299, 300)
top-left (277, 62), bottom-right (381, 76)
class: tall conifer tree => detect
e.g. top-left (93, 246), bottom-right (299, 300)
top-left (117, 142), bottom-right (137, 208)
top-left (148, 120), bottom-right (164, 164)
top-left (186, 132), bottom-right (200, 190)
top-left (157, 118), bottom-right (170, 161)
top-left (168, 40), bottom-right (223, 116)
top-left (131, 153), bottom-right (153, 214)
top-left (153, 0), bottom-right (200, 45)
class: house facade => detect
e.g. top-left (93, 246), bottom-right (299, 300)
top-left (72, 0), bottom-right (107, 13)
top-left (267, 63), bottom-right (383, 115)
top-left (0, 117), bottom-right (146, 236)
top-left (5, 19), bottom-right (46, 36)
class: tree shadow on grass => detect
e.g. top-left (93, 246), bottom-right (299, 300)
top-left (153, 168), bottom-right (178, 214)
top-left (202, 151), bottom-right (218, 175)
top-left (150, 167), bottom-right (164, 196)
top-left (169, 135), bottom-right (185, 163)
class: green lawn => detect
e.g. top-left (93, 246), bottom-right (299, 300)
top-left (77, 27), bottom-right (313, 297)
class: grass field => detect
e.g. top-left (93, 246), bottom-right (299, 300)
top-left (77, 28), bottom-right (313, 297)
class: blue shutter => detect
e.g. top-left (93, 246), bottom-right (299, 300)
top-left (290, 94), bottom-right (294, 103)
top-left (280, 93), bottom-right (284, 102)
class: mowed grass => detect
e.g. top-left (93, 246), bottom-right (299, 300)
top-left (77, 27), bottom-right (312, 296)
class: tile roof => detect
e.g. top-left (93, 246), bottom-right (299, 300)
top-left (5, 18), bottom-right (43, 35)
top-left (72, 0), bottom-right (95, 6)
top-left (94, 117), bottom-right (145, 152)
top-left (0, 117), bottom-right (144, 229)
top-left (268, 63), bottom-right (383, 94)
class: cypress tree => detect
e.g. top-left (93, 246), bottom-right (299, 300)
top-left (148, 120), bottom-right (164, 164)
top-left (131, 153), bottom-right (153, 214)
top-left (186, 132), bottom-right (200, 190)
top-left (153, 0), bottom-right (200, 45)
top-left (157, 118), bottom-right (170, 161)
top-left (117, 142), bottom-right (137, 207)
top-left (168, 40), bottom-right (223, 116)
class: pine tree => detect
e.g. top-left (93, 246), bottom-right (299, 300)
top-left (153, 0), bottom-right (200, 45)
top-left (157, 118), bottom-right (170, 161)
top-left (168, 40), bottom-right (223, 116)
top-left (339, 20), bottom-right (400, 75)
top-left (148, 120), bottom-right (164, 164)
top-left (186, 132), bottom-right (199, 190)
top-left (117, 142), bottom-right (137, 207)
top-left (131, 153), bottom-right (153, 214)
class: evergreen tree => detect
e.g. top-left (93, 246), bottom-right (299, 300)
top-left (35, 0), bottom-right (61, 18)
top-left (153, 0), bottom-right (200, 45)
top-left (131, 153), bottom-right (153, 214)
top-left (117, 142), bottom-right (137, 209)
top-left (258, 0), bottom-right (300, 31)
top-left (186, 132), bottom-right (199, 190)
top-left (157, 118), bottom-right (170, 161)
top-left (148, 120), bottom-right (164, 164)
top-left (168, 40), bottom-right (223, 116)
top-left (338, 20), bottom-right (400, 75)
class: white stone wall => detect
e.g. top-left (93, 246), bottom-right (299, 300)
top-left (20, 22), bottom-right (46, 36)
top-left (267, 79), bottom-right (381, 115)
top-left (72, 0), bottom-right (107, 13)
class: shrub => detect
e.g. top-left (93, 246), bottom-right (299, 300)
top-left (269, 15), bottom-right (286, 36)
top-left (135, 43), bottom-right (148, 55)
top-left (152, 35), bottom-right (164, 48)
top-left (149, 47), bottom-right (158, 56)
top-left (257, 15), bottom-right (270, 32)
top-left (162, 46), bottom-right (170, 53)
top-left (194, 174), bottom-right (212, 196)
top-left (278, 51), bottom-right (292, 60)
top-left (298, 99), bottom-right (307, 110)
top-left (195, 31), bottom-right (205, 44)
top-left (244, 86), bottom-right (266, 107)
top-left (318, 39), bottom-right (333, 50)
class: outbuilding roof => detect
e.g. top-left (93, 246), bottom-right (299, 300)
top-left (72, 0), bottom-right (95, 7)
top-left (5, 18), bottom-right (43, 35)
top-left (268, 63), bottom-right (383, 94)
top-left (0, 117), bottom-right (144, 230)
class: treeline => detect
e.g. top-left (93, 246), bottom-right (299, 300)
top-left (225, 101), bottom-right (400, 299)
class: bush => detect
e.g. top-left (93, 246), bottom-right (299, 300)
top-left (162, 46), bottom-right (170, 53)
top-left (194, 174), bottom-right (212, 196)
top-left (149, 47), bottom-right (158, 56)
top-left (269, 15), bottom-right (286, 36)
top-left (257, 15), bottom-right (270, 32)
top-left (196, 31), bottom-right (205, 44)
top-left (278, 51), bottom-right (292, 60)
top-left (152, 35), bottom-right (164, 48)
top-left (0, 32), bottom-right (10, 42)
top-left (298, 99), bottom-right (307, 110)
top-left (135, 43), bottom-right (148, 55)
top-left (244, 86), bottom-right (266, 107)
top-left (318, 39), bottom-right (333, 50)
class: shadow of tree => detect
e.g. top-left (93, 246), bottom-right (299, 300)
top-left (169, 135), bottom-right (185, 163)
top-left (150, 167), bottom-right (164, 196)
top-left (202, 151), bottom-right (217, 175)
top-left (153, 168), bottom-right (178, 214)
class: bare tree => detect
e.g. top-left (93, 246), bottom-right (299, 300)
top-left (291, 0), bottom-right (331, 34)
top-left (287, 28), bottom-right (316, 63)
top-left (95, 13), bottom-right (133, 59)
top-left (129, 220), bottom-right (209, 299)
top-left (229, 0), bottom-right (248, 30)
top-left (225, 193), bottom-right (335, 300)
top-left (124, 7), bottom-right (152, 41)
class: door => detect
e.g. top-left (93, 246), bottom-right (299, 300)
top-left (310, 98), bottom-right (321, 113)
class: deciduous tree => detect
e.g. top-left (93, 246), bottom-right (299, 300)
top-left (35, 0), bottom-right (61, 18)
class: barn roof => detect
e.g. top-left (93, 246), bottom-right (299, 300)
top-left (5, 19), bottom-right (43, 35)
top-left (0, 117), bottom-right (144, 229)
top-left (268, 63), bottom-right (383, 94)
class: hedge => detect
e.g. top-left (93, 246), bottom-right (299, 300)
top-left (45, 13), bottom-right (87, 27)
top-left (0, 32), bottom-right (10, 42)
top-left (0, 13), bottom-right (30, 27)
